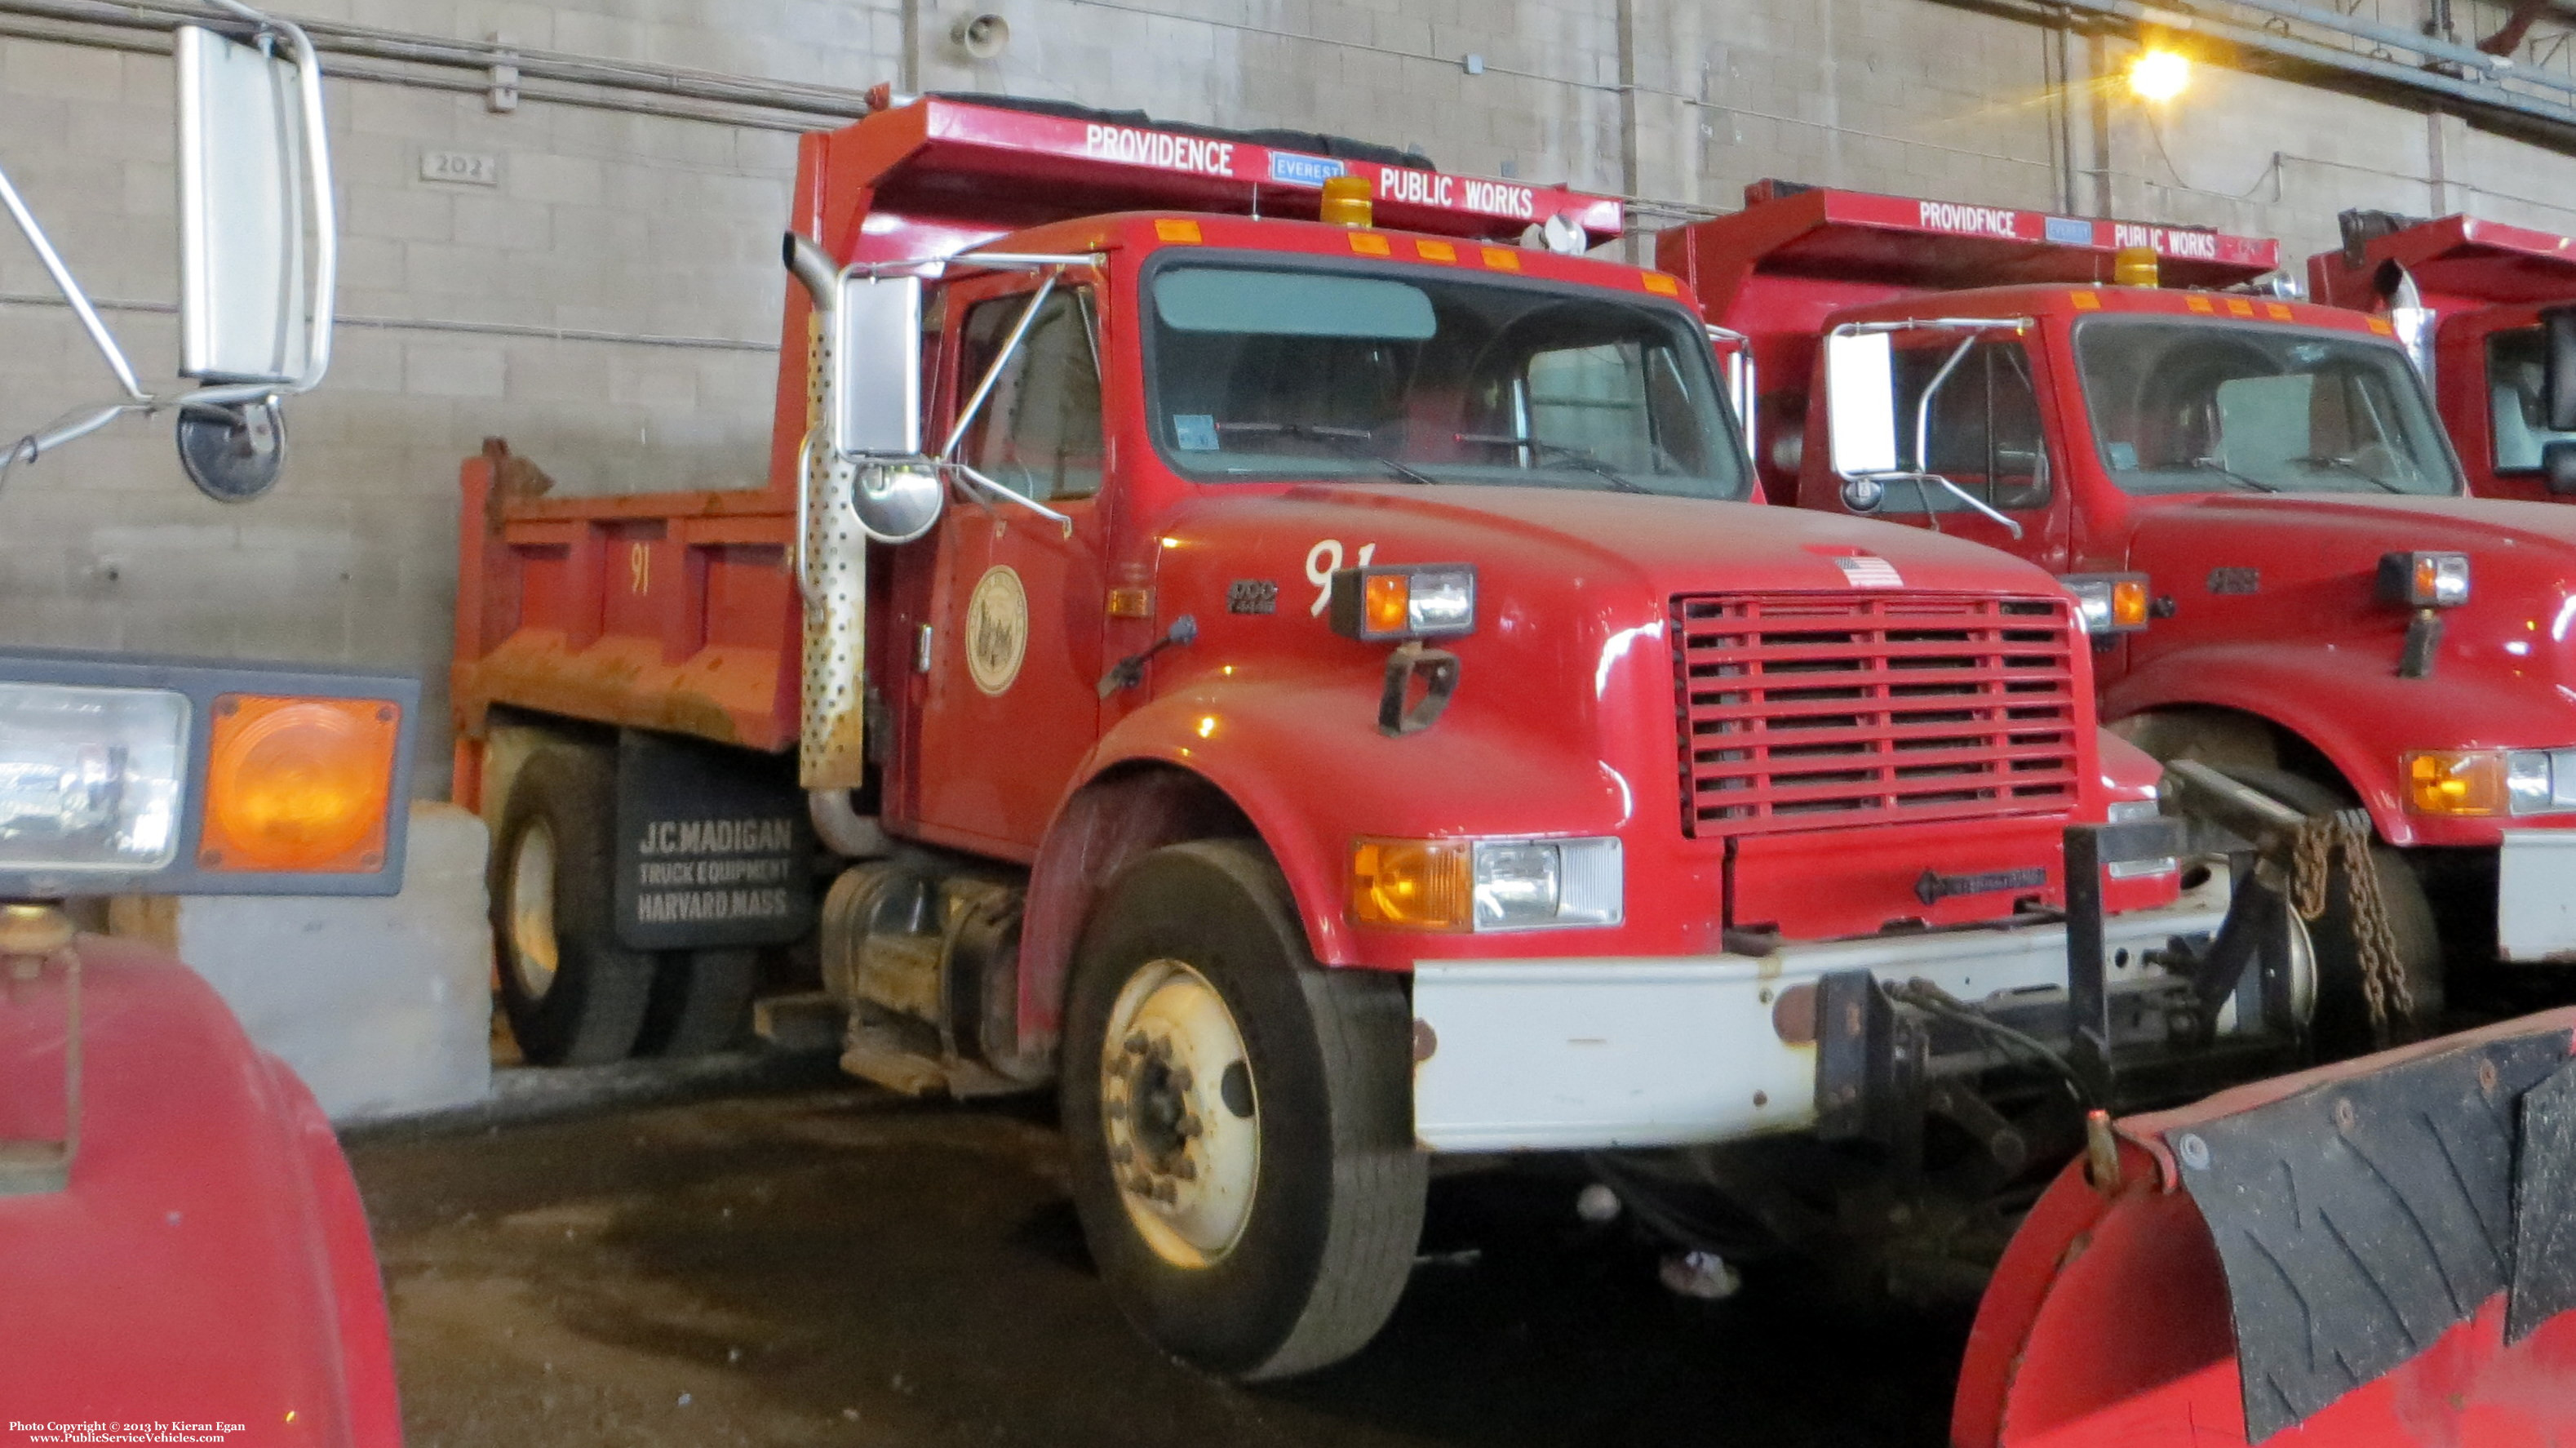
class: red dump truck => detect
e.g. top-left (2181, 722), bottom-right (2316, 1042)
top-left (2, 4), bottom-right (408, 1439)
top-left (1665, 181), bottom-right (2576, 1017)
top-left (450, 95), bottom-right (2576, 1438)
top-left (2309, 209), bottom-right (2576, 502)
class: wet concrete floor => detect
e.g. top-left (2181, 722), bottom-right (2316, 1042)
top-left (350, 1086), bottom-right (1962, 1448)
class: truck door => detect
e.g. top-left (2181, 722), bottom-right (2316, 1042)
top-left (907, 280), bottom-right (1110, 856)
top-left (1868, 334), bottom-right (2072, 571)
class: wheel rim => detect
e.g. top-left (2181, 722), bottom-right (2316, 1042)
top-left (1099, 959), bottom-right (1261, 1269)
top-left (508, 819), bottom-right (561, 1000)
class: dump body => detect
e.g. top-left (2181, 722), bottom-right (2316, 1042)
top-left (1665, 183), bottom-right (2576, 964)
top-left (2310, 213), bottom-right (2576, 502)
top-left (0, 935), bottom-right (403, 1441)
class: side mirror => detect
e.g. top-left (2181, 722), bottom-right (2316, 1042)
top-left (175, 24), bottom-right (327, 387)
top-left (2544, 439), bottom-right (2576, 496)
top-left (831, 273), bottom-right (924, 458)
top-left (2544, 305), bottom-right (2576, 433)
top-left (1824, 331), bottom-right (1900, 478)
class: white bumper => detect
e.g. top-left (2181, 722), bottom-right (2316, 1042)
top-left (2498, 830), bottom-right (2576, 962)
top-left (1410, 898), bottom-right (2228, 1153)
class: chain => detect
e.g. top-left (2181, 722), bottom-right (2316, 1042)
top-left (2289, 807), bottom-right (2414, 1044)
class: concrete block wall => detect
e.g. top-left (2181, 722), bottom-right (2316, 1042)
top-left (4, 0), bottom-right (2576, 800)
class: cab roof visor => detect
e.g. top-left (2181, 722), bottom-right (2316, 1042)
top-left (808, 93), bottom-right (1625, 263)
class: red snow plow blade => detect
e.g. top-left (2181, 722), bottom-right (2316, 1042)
top-left (1953, 1007), bottom-right (2576, 1446)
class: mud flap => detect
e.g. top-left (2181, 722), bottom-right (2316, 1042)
top-left (2168, 1032), bottom-right (2574, 1440)
top-left (1953, 1007), bottom-right (2576, 1448)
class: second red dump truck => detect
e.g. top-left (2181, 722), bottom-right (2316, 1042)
top-left (453, 95), bottom-right (2576, 1442)
top-left (1665, 182), bottom-right (2576, 1028)
top-left (2310, 208), bottom-right (2576, 502)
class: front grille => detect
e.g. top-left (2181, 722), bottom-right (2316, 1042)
top-left (1672, 592), bottom-right (2082, 837)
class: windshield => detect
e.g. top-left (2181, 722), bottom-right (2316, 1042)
top-left (1145, 259), bottom-right (1752, 500)
top-left (2487, 325), bottom-right (2576, 472)
top-left (2074, 318), bottom-right (2458, 496)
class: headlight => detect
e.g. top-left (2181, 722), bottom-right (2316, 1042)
top-left (0, 683), bottom-right (189, 872)
top-left (2378, 551), bottom-right (2470, 608)
top-left (2104, 797), bottom-right (2176, 877)
top-left (2505, 748), bottom-right (2576, 815)
top-left (1350, 835), bottom-right (1622, 931)
top-left (1329, 563), bottom-right (1478, 642)
top-left (2060, 573), bottom-right (2151, 633)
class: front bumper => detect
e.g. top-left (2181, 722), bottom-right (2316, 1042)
top-left (2498, 830), bottom-right (2576, 961)
top-left (1410, 892), bottom-right (2229, 1153)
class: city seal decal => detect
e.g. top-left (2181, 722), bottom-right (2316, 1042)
top-left (966, 565), bottom-right (1029, 695)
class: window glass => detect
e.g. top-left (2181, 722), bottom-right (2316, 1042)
top-left (1144, 262), bottom-right (1749, 500)
top-left (2487, 325), bottom-right (2576, 472)
top-left (1888, 338), bottom-right (2049, 511)
top-left (960, 289), bottom-right (1103, 502)
top-left (2074, 319), bottom-right (2456, 496)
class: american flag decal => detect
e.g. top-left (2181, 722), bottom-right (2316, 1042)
top-left (1831, 554), bottom-right (1904, 589)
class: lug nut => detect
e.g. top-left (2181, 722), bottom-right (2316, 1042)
top-left (1124, 1033), bottom-right (1149, 1056)
top-left (1176, 1113), bottom-right (1203, 1139)
top-left (1108, 1144), bottom-right (1132, 1165)
top-left (1171, 1158), bottom-right (1197, 1182)
top-left (1167, 1066), bottom-right (1193, 1092)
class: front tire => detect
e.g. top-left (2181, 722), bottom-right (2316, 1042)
top-left (2219, 767), bottom-right (2442, 1055)
top-left (1062, 839), bottom-right (1427, 1380)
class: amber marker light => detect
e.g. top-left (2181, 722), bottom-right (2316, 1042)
top-left (1350, 837), bottom-right (1472, 931)
top-left (2405, 750), bottom-right (2507, 817)
top-left (201, 695), bottom-right (402, 873)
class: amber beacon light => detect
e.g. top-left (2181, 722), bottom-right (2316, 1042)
top-left (1319, 174), bottom-right (1374, 228)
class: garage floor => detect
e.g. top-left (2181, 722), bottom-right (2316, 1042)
top-left (350, 1086), bottom-right (1964, 1448)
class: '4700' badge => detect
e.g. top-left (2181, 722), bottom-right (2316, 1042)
top-left (967, 565), bottom-right (1029, 695)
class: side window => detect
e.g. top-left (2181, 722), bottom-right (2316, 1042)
top-left (1894, 339), bottom-right (2050, 510)
top-left (960, 289), bottom-right (1103, 502)
top-left (2487, 326), bottom-right (2573, 472)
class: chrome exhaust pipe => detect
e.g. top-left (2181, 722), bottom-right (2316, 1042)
top-left (783, 231), bottom-right (838, 310)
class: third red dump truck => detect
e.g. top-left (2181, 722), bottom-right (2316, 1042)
top-left (2310, 208), bottom-right (2576, 502)
top-left (451, 99), bottom-right (2576, 1442)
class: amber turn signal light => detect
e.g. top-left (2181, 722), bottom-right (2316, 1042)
top-left (2404, 749), bottom-right (2507, 817)
top-left (200, 695), bottom-right (403, 873)
top-left (1350, 837), bottom-right (1471, 931)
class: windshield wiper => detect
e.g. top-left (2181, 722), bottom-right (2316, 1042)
top-left (2289, 454), bottom-right (2405, 493)
top-left (2190, 457), bottom-right (2280, 493)
top-left (1214, 420), bottom-right (1442, 486)
top-left (1452, 433), bottom-right (1651, 493)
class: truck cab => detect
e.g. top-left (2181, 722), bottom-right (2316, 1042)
top-left (454, 97), bottom-right (2277, 1380)
top-left (1664, 181), bottom-right (2576, 1019)
top-left (2309, 210), bottom-right (2576, 503)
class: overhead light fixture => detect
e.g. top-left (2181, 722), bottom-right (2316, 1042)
top-left (2129, 49), bottom-right (2191, 103)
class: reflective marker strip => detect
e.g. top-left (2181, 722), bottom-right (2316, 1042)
top-left (1643, 272), bottom-right (1679, 295)
top-left (1155, 218), bottom-right (1202, 243)
top-left (1350, 233), bottom-right (1392, 255)
top-left (2071, 291), bottom-right (2102, 309)
top-left (1416, 238), bottom-right (1457, 262)
top-left (1481, 247), bottom-right (1520, 271)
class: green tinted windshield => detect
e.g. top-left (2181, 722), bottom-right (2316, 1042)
top-left (1145, 260), bottom-right (1752, 500)
top-left (2074, 318), bottom-right (2459, 496)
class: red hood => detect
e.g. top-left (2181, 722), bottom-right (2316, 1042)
top-left (0, 936), bottom-right (401, 1443)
